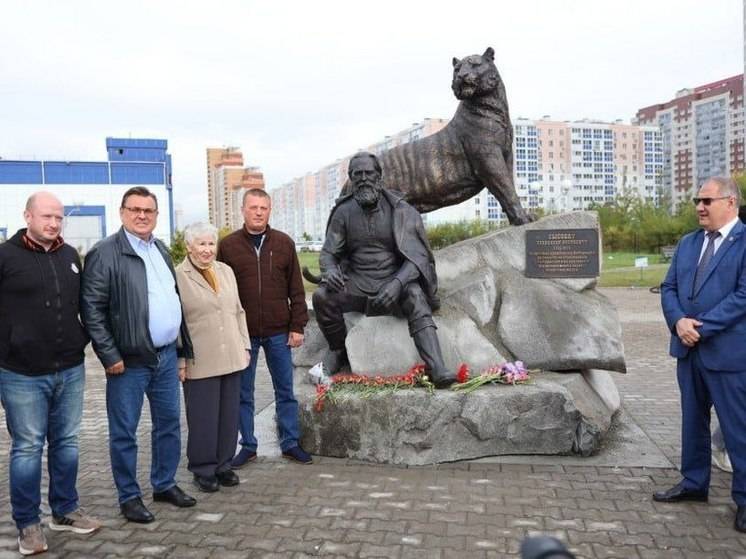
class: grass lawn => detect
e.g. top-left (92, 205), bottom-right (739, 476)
top-left (296, 250), bottom-right (670, 291)
top-left (598, 265), bottom-right (668, 288)
top-left (298, 251), bottom-right (321, 292)
top-left (600, 251), bottom-right (666, 269)
top-left (599, 251), bottom-right (670, 288)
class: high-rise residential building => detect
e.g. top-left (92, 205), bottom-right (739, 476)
top-left (270, 119), bottom-right (452, 240)
top-left (206, 147), bottom-right (265, 230)
top-left (0, 137), bottom-right (176, 249)
top-left (636, 75), bottom-right (745, 208)
top-left (512, 118), bottom-right (663, 216)
top-left (270, 117), bottom-right (662, 242)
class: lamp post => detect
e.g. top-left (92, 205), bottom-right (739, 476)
top-left (561, 179), bottom-right (572, 213)
top-left (63, 205), bottom-right (83, 253)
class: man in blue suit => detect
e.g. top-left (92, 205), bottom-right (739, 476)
top-left (656, 176), bottom-right (746, 533)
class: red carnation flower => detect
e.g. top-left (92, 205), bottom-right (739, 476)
top-left (456, 363), bottom-right (470, 384)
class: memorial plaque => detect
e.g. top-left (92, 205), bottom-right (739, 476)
top-left (525, 228), bottom-right (599, 278)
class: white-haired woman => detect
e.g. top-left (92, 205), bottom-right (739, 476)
top-left (175, 222), bottom-right (250, 492)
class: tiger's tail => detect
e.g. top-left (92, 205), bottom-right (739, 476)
top-left (302, 267), bottom-right (322, 284)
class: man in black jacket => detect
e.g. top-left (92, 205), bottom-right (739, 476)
top-left (81, 187), bottom-right (196, 524)
top-left (0, 192), bottom-right (100, 555)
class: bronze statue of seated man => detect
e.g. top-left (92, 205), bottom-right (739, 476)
top-left (312, 151), bottom-right (456, 388)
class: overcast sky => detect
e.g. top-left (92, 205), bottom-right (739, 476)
top-left (1, 0), bottom-right (743, 224)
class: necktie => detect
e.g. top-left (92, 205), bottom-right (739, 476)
top-left (693, 231), bottom-right (720, 292)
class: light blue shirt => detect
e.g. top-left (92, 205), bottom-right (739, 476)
top-left (124, 229), bottom-right (182, 348)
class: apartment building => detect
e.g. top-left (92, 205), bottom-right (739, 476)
top-left (636, 74), bottom-right (745, 208)
top-left (513, 118), bottom-right (663, 215)
top-left (270, 117), bottom-right (662, 242)
top-left (206, 147), bottom-right (265, 230)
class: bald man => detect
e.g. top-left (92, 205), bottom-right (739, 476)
top-left (0, 192), bottom-right (100, 555)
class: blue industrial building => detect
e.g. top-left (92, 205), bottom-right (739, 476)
top-left (0, 138), bottom-right (175, 248)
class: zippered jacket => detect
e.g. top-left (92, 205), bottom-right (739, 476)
top-left (217, 225), bottom-right (308, 338)
top-left (81, 227), bottom-right (194, 369)
top-left (0, 229), bottom-right (89, 375)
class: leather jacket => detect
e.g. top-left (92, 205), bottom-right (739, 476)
top-left (81, 227), bottom-right (193, 369)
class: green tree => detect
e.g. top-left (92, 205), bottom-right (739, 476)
top-left (170, 229), bottom-right (187, 264)
top-left (591, 191), bottom-right (697, 253)
top-left (426, 219), bottom-right (500, 250)
top-left (735, 172), bottom-right (746, 202)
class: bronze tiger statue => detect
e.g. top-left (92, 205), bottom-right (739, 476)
top-left (304, 47), bottom-right (532, 285)
top-left (340, 46), bottom-right (532, 226)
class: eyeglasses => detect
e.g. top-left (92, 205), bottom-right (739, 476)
top-left (122, 206), bottom-right (158, 216)
top-left (692, 196), bottom-right (731, 206)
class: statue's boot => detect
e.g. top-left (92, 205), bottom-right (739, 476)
top-left (321, 326), bottom-right (349, 375)
top-left (412, 325), bottom-right (455, 388)
top-left (322, 347), bottom-right (349, 375)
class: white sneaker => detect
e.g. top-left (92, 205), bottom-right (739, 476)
top-left (48, 508), bottom-right (102, 534)
top-left (18, 523), bottom-right (48, 556)
top-left (712, 446), bottom-right (733, 473)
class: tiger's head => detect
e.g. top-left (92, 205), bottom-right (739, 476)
top-left (451, 47), bottom-right (500, 100)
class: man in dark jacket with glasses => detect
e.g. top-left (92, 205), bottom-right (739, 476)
top-left (81, 186), bottom-right (195, 524)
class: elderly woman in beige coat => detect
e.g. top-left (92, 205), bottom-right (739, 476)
top-left (176, 222), bottom-right (250, 493)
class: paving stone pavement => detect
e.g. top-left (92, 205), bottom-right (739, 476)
top-left (1, 287), bottom-right (745, 558)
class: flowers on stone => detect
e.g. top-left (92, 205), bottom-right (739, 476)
top-left (451, 361), bottom-right (531, 393)
top-left (314, 364), bottom-right (432, 412)
top-left (313, 361), bottom-right (533, 411)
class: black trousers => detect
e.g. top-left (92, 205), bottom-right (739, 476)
top-left (182, 371), bottom-right (241, 477)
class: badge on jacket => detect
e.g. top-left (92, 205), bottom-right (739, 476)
top-left (71, 262), bottom-right (79, 274)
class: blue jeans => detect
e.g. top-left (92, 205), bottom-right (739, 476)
top-left (106, 344), bottom-right (181, 504)
top-left (0, 363), bottom-right (85, 529)
top-left (239, 333), bottom-right (300, 452)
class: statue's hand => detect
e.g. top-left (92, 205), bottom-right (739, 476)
top-left (371, 279), bottom-right (402, 312)
top-left (324, 268), bottom-right (346, 293)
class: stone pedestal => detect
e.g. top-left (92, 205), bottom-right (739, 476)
top-left (298, 370), bottom-right (619, 465)
top-left (295, 211), bottom-right (626, 465)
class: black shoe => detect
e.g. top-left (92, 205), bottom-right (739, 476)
top-left (153, 485), bottom-right (197, 507)
top-left (736, 506), bottom-right (746, 533)
top-left (216, 469), bottom-right (240, 487)
top-left (652, 481), bottom-right (708, 503)
top-left (231, 448), bottom-right (257, 469)
top-left (282, 445), bottom-right (313, 464)
top-left (193, 475), bottom-right (219, 493)
top-left (120, 497), bottom-right (155, 523)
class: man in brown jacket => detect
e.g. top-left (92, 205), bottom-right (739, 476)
top-left (217, 188), bottom-right (311, 466)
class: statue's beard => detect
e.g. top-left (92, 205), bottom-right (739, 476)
top-left (353, 183), bottom-right (382, 209)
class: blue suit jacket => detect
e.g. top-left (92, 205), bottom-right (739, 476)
top-left (661, 220), bottom-right (746, 371)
